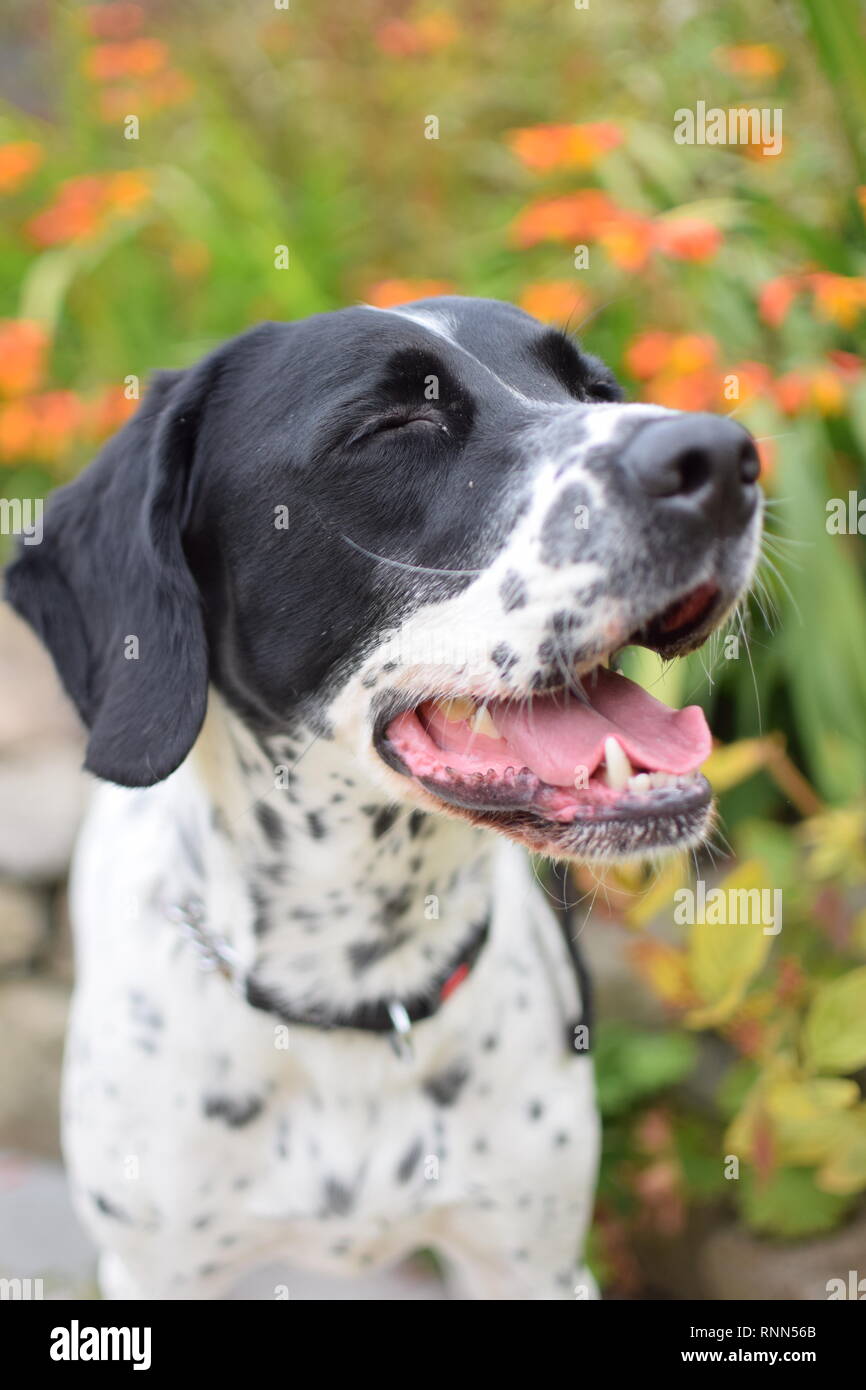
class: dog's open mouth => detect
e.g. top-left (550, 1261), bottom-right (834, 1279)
top-left (375, 584), bottom-right (722, 860)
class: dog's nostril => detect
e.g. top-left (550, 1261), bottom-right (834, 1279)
top-left (738, 440), bottom-right (761, 485)
top-left (672, 447), bottom-right (712, 498)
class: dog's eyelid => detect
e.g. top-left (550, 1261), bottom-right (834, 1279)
top-left (584, 376), bottom-right (623, 403)
top-left (346, 411), bottom-right (447, 446)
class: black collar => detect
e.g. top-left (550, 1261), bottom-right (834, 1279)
top-left (167, 896), bottom-right (490, 1058)
top-left (245, 916), bottom-right (490, 1049)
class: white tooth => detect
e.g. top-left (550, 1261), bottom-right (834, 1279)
top-left (470, 705), bottom-right (501, 739)
top-left (603, 736), bottom-right (632, 791)
top-left (629, 772), bottom-right (651, 793)
top-left (435, 697), bottom-right (475, 723)
top-left (649, 772), bottom-right (674, 787)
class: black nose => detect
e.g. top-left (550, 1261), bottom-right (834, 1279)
top-left (622, 413), bottom-right (760, 533)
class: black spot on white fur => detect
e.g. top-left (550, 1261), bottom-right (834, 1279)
top-left (202, 1093), bottom-right (264, 1128)
top-left (423, 1063), bottom-right (470, 1107)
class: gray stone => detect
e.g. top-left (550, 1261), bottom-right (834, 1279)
top-left (701, 1214), bottom-right (866, 1301)
top-left (0, 977), bottom-right (69, 1156)
top-left (0, 880), bottom-right (48, 970)
top-left (0, 602), bottom-right (88, 883)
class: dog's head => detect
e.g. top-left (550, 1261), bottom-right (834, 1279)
top-left (6, 297), bottom-right (762, 862)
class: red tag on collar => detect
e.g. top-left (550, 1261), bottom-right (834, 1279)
top-left (439, 961), bottom-right (470, 1003)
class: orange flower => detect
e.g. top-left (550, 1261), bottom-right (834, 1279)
top-left (508, 122), bottom-right (623, 173)
top-left (624, 330), bottom-right (674, 380)
top-left (83, 3), bottom-right (144, 40)
top-left (26, 175), bottom-right (105, 245)
top-left (31, 391), bottom-right (86, 460)
top-left (364, 278), bottom-right (455, 308)
top-left (105, 170), bottom-right (151, 211)
top-left (375, 19), bottom-right (422, 56)
top-left (667, 333), bottom-right (717, 375)
top-left (827, 348), bottom-right (865, 379)
top-left (755, 438), bottom-right (776, 482)
top-left (653, 216), bottom-right (722, 263)
top-left (809, 272), bottom-right (866, 330)
top-left (0, 320), bottom-right (49, 397)
top-left (85, 38), bottom-right (168, 82)
top-left (375, 12), bottom-right (459, 57)
top-left (0, 141), bottom-right (43, 195)
top-left (774, 365), bottom-right (847, 416)
top-left (26, 171), bottom-right (151, 247)
top-left (724, 360), bottom-right (773, 407)
top-left (714, 44), bottom-right (785, 79)
top-left (510, 190), bottom-right (618, 247)
top-left (809, 366), bottom-right (846, 414)
top-left (596, 211), bottom-right (655, 271)
top-left (415, 11), bottom-right (460, 50)
top-left (0, 400), bottom-right (37, 462)
top-left (647, 370), bottom-right (719, 413)
top-left (90, 385), bottom-right (139, 439)
top-left (773, 369), bottom-right (810, 415)
top-left (518, 282), bottom-right (592, 326)
top-left (97, 70), bottom-right (194, 121)
top-left (758, 274), bottom-right (800, 328)
top-left (625, 331), bottom-right (722, 408)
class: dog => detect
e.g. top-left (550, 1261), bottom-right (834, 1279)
top-left (6, 296), bottom-right (762, 1299)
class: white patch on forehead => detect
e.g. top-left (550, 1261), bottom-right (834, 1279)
top-left (362, 302), bottom-right (457, 342)
top-left (387, 306), bottom-right (459, 342)
top-left (361, 302), bottom-right (547, 406)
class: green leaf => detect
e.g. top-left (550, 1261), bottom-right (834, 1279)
top-left (737, 1166), bottom-right (854, 1238)
top-left (803, 966), bottom-right (866, 1074)
top-left (685, 861), bottom-right (774, 1027)
top-left (593, 1024), bottom-right (697, 1118)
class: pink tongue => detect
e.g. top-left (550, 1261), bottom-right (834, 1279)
top-left (488, 669), bottom-right (711, 784)
top-left (426, 668), bottom-right (711, 787)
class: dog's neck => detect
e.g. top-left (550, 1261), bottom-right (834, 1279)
top-left (180, 693), bottom-right (496, 1015)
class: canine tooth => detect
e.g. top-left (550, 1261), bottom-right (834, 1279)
top-left (435, 696), bottom-right (475, 723)
top-left (469, 705), bottom-right (501, 739)
top-left (603, 736), bottom-right (632, 791)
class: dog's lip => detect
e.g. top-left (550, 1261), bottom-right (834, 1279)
top-left (629, 580), bottom-right (721, 656)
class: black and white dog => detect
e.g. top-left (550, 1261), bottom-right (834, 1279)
top-left (6, 297), bottom-right (761, 1299)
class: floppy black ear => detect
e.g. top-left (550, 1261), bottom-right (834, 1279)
top-left (5, 359), bottom-right (218, 787)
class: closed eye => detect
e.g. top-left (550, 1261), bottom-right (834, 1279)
top-left (586, 379), bottom-right (622, 403)
top-left (347, 411), bottom-right (449, 446)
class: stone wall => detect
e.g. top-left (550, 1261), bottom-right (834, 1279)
top-left (0, 603), bottom-right (87, 1157)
